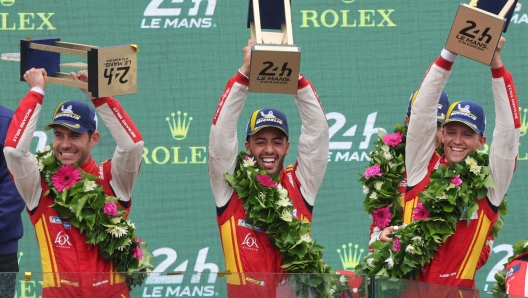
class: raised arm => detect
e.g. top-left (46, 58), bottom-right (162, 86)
top-left (406, 50), bottom-right (455, 186)
top-left (71, 70), bottom-right (144, 202)
top-left (487, 38), bottom-right (520, 206)
top-left (93, 97), bottom-right (143, 202)
top-left (208, 40), bottom-right (254, 208)
top-left (3, 68), bottom-right (48, 210)
top-left (293, 77), bottom-right (328, 206)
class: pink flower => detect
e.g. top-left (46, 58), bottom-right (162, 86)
top-left (382, 132), bottom-right (403, 147)
top-left (257, 175), bottom-right (278, 188)
top-left (450, 174), bottom-right (463, 188)
top-left (103, 202), bottom-right (119, 216)
top-left (372, 205), bottom-right (391, 230)
top-left (413, 203), bottom-right (430, 221)
top-left (132, 246), bottom-right (143, 260)
top-left (364, 164), bottom-right (382, 179)
top-left (339, 292), bottom-right (350, 298)
top-left (393, 237), bottom-right (401, 252)
top-left (135, 236), bottom-right (142, 244)
top-left (51, 165), bottom-right (82, 192)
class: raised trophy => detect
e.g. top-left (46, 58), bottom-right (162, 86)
top-left (247, 0), bottom-right (300, 94)
top-left (20, 37), bottom-right (138, 97)
top-left (445, 0), bottom-right (518, 65)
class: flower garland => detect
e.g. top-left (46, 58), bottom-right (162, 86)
top-left (357, 149), bottom-right (500, 278)
top-left (359, 124), bottom-right (407, 233)
top-left (492, 239), bottom-right (528, 294)
top-left (35, 144), bottom-right (153, 290)
top-left (225, 152), bottom-right (352, 297)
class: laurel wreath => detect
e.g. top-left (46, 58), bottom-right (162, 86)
top-left (34, 144), bottom-right (153, 290)
top-left (359, 124), bottom-right (407, 233)
top-left (225, 152), bottom-right (352, 297)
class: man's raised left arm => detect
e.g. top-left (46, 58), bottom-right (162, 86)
top-left (294, 76), bottom-right (329, 206)
top-left (93, 97), bottom-right (144, 202)
top-left (487, 39), bottom-right (520, 207)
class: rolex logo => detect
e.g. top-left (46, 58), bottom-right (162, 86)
top-left (337, 243), bottom-right (364, 271)
top-left (166, 111), bottom-right (193, 140)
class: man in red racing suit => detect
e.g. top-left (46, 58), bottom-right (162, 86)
top-left (4, 69), bottom-right (143, 297)
top-left (208, 40), bottom-right (329, 297)
top-left (378, 37), bottom-right (519, 291)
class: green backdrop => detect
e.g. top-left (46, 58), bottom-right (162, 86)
top-left (1, 0), bottom-right (527, 297)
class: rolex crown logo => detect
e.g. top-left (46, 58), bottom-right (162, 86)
top-left (166, 111), bottom-right (193, 140)
top-left (337, 243), bottom-right (364, 271)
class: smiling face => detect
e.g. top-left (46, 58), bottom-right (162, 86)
top-left (53, 125), bottom-right (99, 165)
top-left (245, 127), bottom-right (290, 175)
top-left (442, 122), bottom-right (486, 163)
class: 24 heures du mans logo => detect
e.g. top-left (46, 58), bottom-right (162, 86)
top-left (0, 0), bottom-right (55, 30)
top-left (142, 111), bottom-right (207, 165)
top-left (141, 0), bottom-right (217, 29)
top-left (511, 3), bottom-right (528, 25)
top-left (300, 0), bottom-right (396, 29)
top-left (327, 111), bottom-right (387, 162)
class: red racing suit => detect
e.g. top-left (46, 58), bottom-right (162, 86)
top-left (209, 72), bottom-right (329, 297)
top-left (505, 252), bottom-right (528, 296)
top-left (405, 50), bottom-right (520, 289)
top-left (4, 90), bottom-right (143, 297)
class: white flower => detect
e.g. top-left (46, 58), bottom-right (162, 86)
top-left (465, 156), bottom-right (477, 167)
top-left (275, 197), bottom-right (292, 208)
top-left (385, 257), bottom-right (394, 269)
top-left (106, 226), bottom-right (128, 238)
top-left (330, 286), bottom-right (336, 295)
top-left (38, 145), bottom-right (51, 153)
top-left (339, 275), bottom-right (347, 284)
top-left (367, 258), bottom-right (375, 268)
top-left (388, 161), bottom-right (396, 168)
top-left (374, 181), bottom-right (384, 190)
top-left (111, 217), bottom-right (122, 224)
top-left (369, 192), bottom-right (378, 200)
top-left (43, 150), bottom-right (53, 160)
top-left (259, 192), bottom-right (266, 200)
top-left (384, 151), bottom-right (393, 161)
top-left (299, 234), bottom-right (312, 243)
top-left (435, 192), bottom-right (447, 200)
top-left (470, 165), bottom-right (482, 175)
top-left (84, 181), bottom-right (97, 192)
top-left (34, 156), bottom-right (44, 171)
top-left (412, 236), bottom-right (424, 246)
top-left (277, 184), bottom-right (288, 199)
top-left (362, 185), bottom-right (370, 194)
top-left (280, 210), bottom-right (293, 222)
top-left (242, 157), bottom-right (256, 168)
top-left (126, 220), bottom-right (136, 229)
top-left (523, 241), bottom-right (528, 249)
top-left (381, 144), bottom-right (390, 152)
top-left (405, 244), bottom-right (417, 254)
